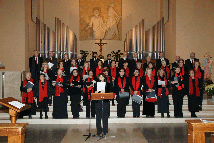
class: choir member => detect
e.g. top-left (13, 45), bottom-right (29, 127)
top-left (76, 54), bottom-right (84, 69)
top-left (123, 60), bottom-right (130, 78)
top-left (69, 69), bottom-right (82, 118)
top-left (186, 70), bottom-right (200, 117)
top-left (156, 52), bottom-right (169, 70)
top-left (178, 59), bottom-right (187, 80)
top-left (103, 67), bottom-right (114, 112)
top-left (160, 60), bottom-right (171, 80)
top-left (63, 54), bottom-right (71, 74)
top-left (143, 56), bottom-right (151, 72)
top-left (90, 52), bottom-right (98, 72)
top-left (194, 60), bottom-right (204, 110)
top-left (130, 69), bottom-right (142, 117)
top-left (41, 62), bottom-right (54, 105)
top-left (20, 72), bottom-right (36, 119)
top-left (94, 73), bottom-right (111, 136)
top-left (136, 62), bottom-right (144, 78)
top-left (52, 69), bottom-right (68, 119)
top-left (185, 52), bottom-right (199, 70)
top-left (34, 73), bottom-right (52, 119)
top-left (171, 66), bottom-right (185, 118)
top-left (156, 68), bottom-right (170, 118)
top-left (119, 51), bottom-right (128, 69)
top-left (148, 62), bottom-right (156, 78)
top-left (129, 52), bottom-right (140, 75)
top-left (142, 68), bottom-right (156, 117)
top-left (114, 68), bottom-right (129, 118)
top-left (70, 58), bottom-right (79, 75)
top-left (104, 54), bottom-right (112, 68)
top-left (95, 60), bottom-right (103, 79)
top-left (84, 70), bottom-right (96, 118)
top-left (109, 60), bottom-right (118, 81)
top-left (82, 61), bottom-right (91, 105)
top-left (57, 61), bottom-right (67, 81)
top-left (45, 51), bottom-right (57, 72)
top-left (29, 50), bottom-right (43, 80)
top-left (172, 56), bottom-right (180, 70)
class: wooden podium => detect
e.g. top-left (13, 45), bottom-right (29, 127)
top-left (91, 93), bottom-right (114, 100)
top-left (186, 119), bottom-right (214, 143)
top-left (0, 97), bottom-right (30, 143)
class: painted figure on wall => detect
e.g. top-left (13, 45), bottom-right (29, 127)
top-left (202, 52), bottom-right (213, 79)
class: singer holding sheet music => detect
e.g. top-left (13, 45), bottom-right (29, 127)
top-left (142, 68), bottom-right (156, 117)
top-left (84, 70), bottom-right (95, 118)
top-left (157, 68), bottom-right (170, 118)
top-left (52, 69), bottom-right (68, 119)
top-left (69, 69), bottom-right (82, 118)
top-left (130, 69), bottom-right (143, 117)
top-left (171, 66), bottom-right (185, 118)
top-left (114, 68), bottom-right (129, 118)
top-left (20, 72), bottom-right (36, 119)
top-left (94, 73), bottom-right (111, 136)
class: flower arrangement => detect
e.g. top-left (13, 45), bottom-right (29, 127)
top-left (80, 50), bottom-right (90, 61)
top-left (111, 50), bottom-right (123, 62)
top-left (205, 84), bottom-right (214, 96)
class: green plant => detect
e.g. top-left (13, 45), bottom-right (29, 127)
top-left (80, 50), bottom-right (89, 60)
top-left (111, 50), bottom-right (123, 62)
top-left (205, 84), bottom-right (214, 96)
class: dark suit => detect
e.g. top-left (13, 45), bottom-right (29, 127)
top-left (129, 59), bottom-right (140, 77)
top-left (45, 57), bottom-right (57, 70)
top-left (143, 62), bottom-right (149, 72)
top-left (76, 59), bottom-right (84, 68)
top-left (90, 58), bottom-right (98, 72)
top-left (185, 58), bottom-right (198, 70)
top-left (63, 59), bottom-right (71, 76)
top-left (29, 56), bottom-right (43, 80)
top-left (104, 59), bottom-right (112, 68)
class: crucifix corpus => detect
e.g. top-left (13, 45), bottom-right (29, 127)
top-left (95, 39), bottom-right (107, 55)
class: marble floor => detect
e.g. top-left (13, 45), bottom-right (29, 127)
top-left (0, 123), bottom-right (213, 143)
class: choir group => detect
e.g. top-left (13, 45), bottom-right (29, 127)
top-left (20, 50), bottom-right (204, 121)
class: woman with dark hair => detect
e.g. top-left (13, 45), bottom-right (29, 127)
top-left (84, 70), bottom-right (96, 118)
top-left (94, 73), bottom-right (111, 136)
top-left (156, 68), bottom-right (170, 118)
top-left (52, 69), bottom-right (68, 119)
top-left (171, 66), bottom-right (185, 118)
top-left (186, 70), bottom-right (200, 117)
top-left (94, 60), bottom-right (103, 79)
top-left (114, 68), bottom-right (129, 118)
top-left (69, 69), bottom-right (82, 118)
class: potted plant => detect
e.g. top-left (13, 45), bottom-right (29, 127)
top-left (205, 84), bottom-right (214, 99)
top-left (111, 50), bottom-right (123, 62)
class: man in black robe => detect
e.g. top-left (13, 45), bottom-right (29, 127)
top-left (129, 52), bottom-right (140, 77)
top-left (185, 52), bottom-right (199, 70)
top-left (172, 56), bottom-right (180, 71)
top-left (104, 54), bottom-right (112, 68)
top-left (143, 56), bottom-right (151, 72)
top-left (45, 51), bottom-right (57, 72)
top-left (90, 52), bottom-right (98, 72)
top-left (156, 52), bottom-right (169, 70)
top-left (119, 51), bottom-right (129, 69)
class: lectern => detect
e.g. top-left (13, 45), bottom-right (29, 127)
top-left (0, 97), bottom-right (30, 143)
top-left (83, 93), bottom-right (114, 141)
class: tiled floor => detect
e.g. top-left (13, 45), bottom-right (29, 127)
top-left (0, 123), bottom-right (212, 143)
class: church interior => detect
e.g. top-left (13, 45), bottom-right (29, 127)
top-left (0, 0), bottom-right (214, 142)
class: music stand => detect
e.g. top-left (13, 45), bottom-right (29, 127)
top-left (83, 93), bottom-right (114, 141)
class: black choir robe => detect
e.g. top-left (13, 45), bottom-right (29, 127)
top-left (63, 59), bottom-right (71, 76)
top-left (114, 76), bottom-right (130, 117)
top-left (129, 59), bottom-right (140, 76)
top-left (90, 58), bottom-right (98, 72)
top-left (185, 58), bottom-right (199, 70)
top-left (156, 75), bottom-right (169, 114)
top-left (194, 67), bottom-right (204, 107)
top-left (142, 76), bottom-right (156, 116)
top-left (69, 75), bottom-right (83, 118)
top-left (104, 59), bottom-right (112, 68)
top-left (20, 80), bottom-right (36, 117)
top-left (52, 76), bottom-right (68, 119)
top-left (185, 77), bottom-right (200, 113)
top-left (171, 73), bottom-right (185, 117)
top-left (34, 80), bottom-right (52, 111)
top-left (130, 76), bottom-right (142, 117)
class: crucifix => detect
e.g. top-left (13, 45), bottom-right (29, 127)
top-left (95, 39), bottom-right (107, 55)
